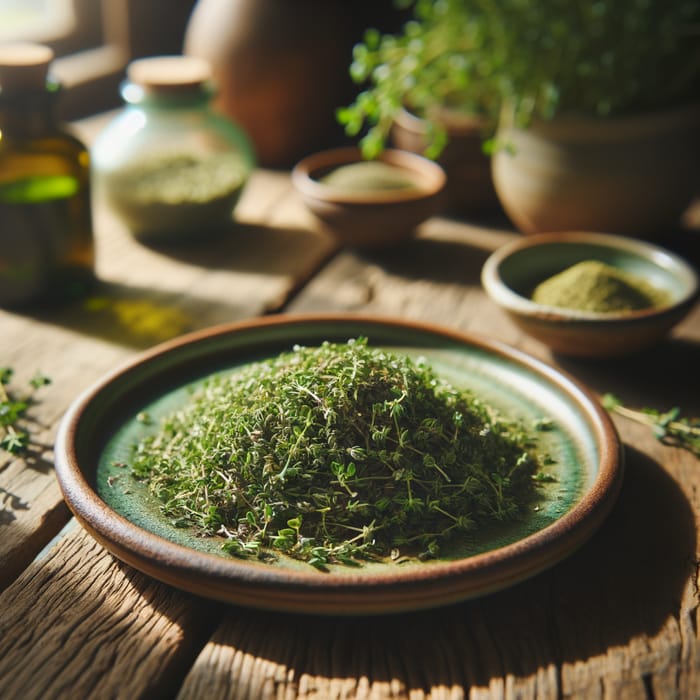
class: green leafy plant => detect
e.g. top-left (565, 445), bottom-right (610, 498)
top-left (0, 368), bottom-right (51, 456)
top-left (339, 0), bottom-right (700, 157)
top-left (603, 393), bottom-right (700, 458)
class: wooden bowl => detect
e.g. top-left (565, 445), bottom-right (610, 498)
top-left (481, 232), bottom-right (699, 358)
top-left (291, 147), bottom-right (446, 249)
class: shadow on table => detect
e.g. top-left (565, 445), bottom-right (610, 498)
top-left (136, 222), bottom-right (336, 276)
top-left (22, 280), bottom-right (253, 350)
top-left (555, 336), bottom-right (700, 416)
top-left (14, 222), bottom-right (336, 350)
top-left (148, 441), bottom-right (694, 696)
top-left (30, 225), bottom-right (499, 350)
top-left (360, 233), bottom-right (498, 288)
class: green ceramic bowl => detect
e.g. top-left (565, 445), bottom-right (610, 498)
top-left (54, 314), bottom-right (623, 615)
top-left (481, 232), bottom-right (699, 358)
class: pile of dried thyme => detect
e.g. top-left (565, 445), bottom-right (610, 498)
top-left (131, 338), bottom-right (543, 568)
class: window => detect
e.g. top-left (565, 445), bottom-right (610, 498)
top-left (0, 0), bottom-right (76, 44)
top-left (0, 0), bottom-right (196, 119)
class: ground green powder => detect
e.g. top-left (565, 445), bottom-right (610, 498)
top-left (531, 260), bottom-right (670, 313)
top-left (320, 161), bottom-right (419, 192)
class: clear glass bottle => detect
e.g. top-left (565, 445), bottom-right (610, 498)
top-left (92, 55), bottom-right (255, 243)
top-left (0, 43), bottom-right (94, 308)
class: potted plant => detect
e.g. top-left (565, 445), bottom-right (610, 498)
top-left (338, 0), bottom-right (700, 235)
top-left (337, 0), bottom-right (501, 214)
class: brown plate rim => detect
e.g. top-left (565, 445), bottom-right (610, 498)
top-left (54, 313), bottom-right (624, 614)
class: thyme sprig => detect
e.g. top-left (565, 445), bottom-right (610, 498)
top-left (131, 339), bottom-right (543, 569)
top-left (603, 393), bottom-right (700, 458)
top-left (0, 368), bottom-right (51, 456)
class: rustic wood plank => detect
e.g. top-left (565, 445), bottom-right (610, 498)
top-left (0, 522), bottom-right (222, 700)
top-left (0, 455), bottom-right (70, 590)
top-left (0, 316), bottom-right (127, 591)
top-left (179, 576), bottom-right (579, 700)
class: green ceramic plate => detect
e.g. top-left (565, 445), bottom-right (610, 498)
top-left (54, 314), bottom-right (623, 614)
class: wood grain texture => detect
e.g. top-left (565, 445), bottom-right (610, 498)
top-left (0, 524), bottom-right (221, 699)
top-left (2, 150), bottom-right (699, 699)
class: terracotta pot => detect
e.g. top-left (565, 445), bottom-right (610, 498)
top-left (184, 0), bottom-right (402, 168)
top-left (391, 107), bottom-right (498, 216)
top-left (491, 103), bottom-right (700, 237)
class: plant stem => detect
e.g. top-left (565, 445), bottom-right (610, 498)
top-left (611, 404), bottom-right (700, 438)
top-left (604, 394), bottom-right (700, 458)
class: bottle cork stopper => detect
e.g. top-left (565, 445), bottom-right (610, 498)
top-left (127, 55), bottom-right (211, 94)
top-left (0, 42), bottom-right (54, 92)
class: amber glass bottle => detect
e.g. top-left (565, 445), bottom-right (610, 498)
top-left (0, 43), bottom-right (94, 308)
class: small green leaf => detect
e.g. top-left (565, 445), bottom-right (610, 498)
top-left (0, 430), bottom-right (28, 455)
top-left (601, 393), bottom-right (622, 411)
top-left (287, 517), bottom-right (302, 530)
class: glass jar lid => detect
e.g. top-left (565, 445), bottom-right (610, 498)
top-left (127, 55), bottom-right (212, 95)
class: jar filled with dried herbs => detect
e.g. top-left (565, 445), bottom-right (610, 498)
top-left (130, 338), bottom-right (544, 569)
top-left (92, 55), bottom-right (255, 243)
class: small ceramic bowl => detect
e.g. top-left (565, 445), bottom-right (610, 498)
top-left (291, 146), bottom-right (446, 249)
top-left (481, 232), bottom-right (699, 358)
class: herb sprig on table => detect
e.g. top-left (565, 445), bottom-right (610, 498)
top-left (0, 368), bottom-right (51, 456)
top-left (603, 393), bottom-right (700, 458)
top-left (131, 339), bottom-right (543, 569)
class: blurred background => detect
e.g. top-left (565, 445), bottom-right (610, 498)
top-left (0, 0), bottom-right (198, 119)
top-left (0, 0), bottom-right (407, 168)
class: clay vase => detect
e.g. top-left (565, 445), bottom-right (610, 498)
top-left (391, 107), bottom-right (499, 216)
top-left (184, 0), bottom-right (401, 169)
top-left (491, 103), bottom-right (700, 237)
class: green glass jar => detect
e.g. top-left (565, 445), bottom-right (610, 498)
top-left (0, 43), bottom-right (94, 308)
top-left (92, 55), bottom-right (255, 243)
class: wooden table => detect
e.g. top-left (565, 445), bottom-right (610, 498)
top-left (2, 119), bottom-right (700, 699)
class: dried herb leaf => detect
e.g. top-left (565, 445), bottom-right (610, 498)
top-left (0, 368), bottom-right (50, 456)
top-left (603, 393), bottom-right (700, 457)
